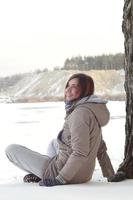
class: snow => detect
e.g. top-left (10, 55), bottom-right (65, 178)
top-left (0, 101), bottom-right (133, 200)
top-left (14, 74), bottom-right (42, 97)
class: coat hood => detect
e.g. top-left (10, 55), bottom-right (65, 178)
top-left (74, 95), bottom-right (110, 127)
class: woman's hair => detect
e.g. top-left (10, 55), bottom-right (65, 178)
top-left (65, 73), bottom-right (94, 99)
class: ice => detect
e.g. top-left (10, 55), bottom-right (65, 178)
top-left (0, 101), bottom-right (132, 200)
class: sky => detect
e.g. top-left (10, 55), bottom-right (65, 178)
top-left (0, 0), bottom-right (124, 77)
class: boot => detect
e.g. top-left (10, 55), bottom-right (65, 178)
top-left (108, 171), bottom-right (126, 182)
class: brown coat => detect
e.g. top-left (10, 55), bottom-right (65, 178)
top-left (44, 97), bottom-right (110, 184)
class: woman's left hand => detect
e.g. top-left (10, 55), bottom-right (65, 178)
top-left (39, 178), bottom-right (64, 186)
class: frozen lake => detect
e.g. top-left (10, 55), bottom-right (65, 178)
top-left (0, 101), bottom-right (126, 183)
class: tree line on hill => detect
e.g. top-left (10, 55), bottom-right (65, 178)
top-left (62, 53), bottom-right (124, 70)
top-left (0, 53), bottom-right (124, 92)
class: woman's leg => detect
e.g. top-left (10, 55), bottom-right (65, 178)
top-left (5, 144), bottom-right (50, 179)
top-left (46, 139), bottom-right (59, 158)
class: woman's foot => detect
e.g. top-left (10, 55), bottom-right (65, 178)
top-left (23, 173), bottom-right (41, 183)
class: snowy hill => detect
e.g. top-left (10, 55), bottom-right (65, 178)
top-left (0, 70), bottom-right (125, 102)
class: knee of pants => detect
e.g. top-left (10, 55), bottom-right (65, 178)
top-left (5, 144), bottom-right (20, 158)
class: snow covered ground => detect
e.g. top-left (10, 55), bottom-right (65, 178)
top-left (0, 101), bottom-right (133, 200)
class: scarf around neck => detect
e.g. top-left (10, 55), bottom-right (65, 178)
top-left (65, 95), bottom-right (107, 115)
top-left (65, 101), bottom-right (76, 114)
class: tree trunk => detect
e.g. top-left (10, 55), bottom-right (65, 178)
top-left (118, 0), bottom-right (133, 178)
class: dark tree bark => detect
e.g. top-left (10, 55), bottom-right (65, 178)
top-left (117, 0), bottom-right (133, 178)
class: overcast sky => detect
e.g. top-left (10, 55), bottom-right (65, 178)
top-left (0, 0), bottom-right (124, 77)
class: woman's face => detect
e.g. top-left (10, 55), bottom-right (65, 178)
top-left (65, 78), bottom-right (82, 102)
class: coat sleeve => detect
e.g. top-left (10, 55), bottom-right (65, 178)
top-left (58, 107), bottom-right (96, 182)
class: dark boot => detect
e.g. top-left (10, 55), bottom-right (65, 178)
top-left (108, 171), bottom-right (126, 182)
top-left (23, 173), bottom-right (41, 183)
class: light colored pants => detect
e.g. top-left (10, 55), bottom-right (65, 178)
top-left (5, 138), bottom-right (114, 179)
top-left (46, 138), bottom-right (59, 157)
top-left (5, 144), bottom-right (50, 179)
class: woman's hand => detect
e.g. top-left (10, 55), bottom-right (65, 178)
top-left (39, 176), bottom-right (66, 187)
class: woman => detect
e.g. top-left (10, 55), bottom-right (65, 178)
top-left (5, 73), bottom-right (114, 186)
